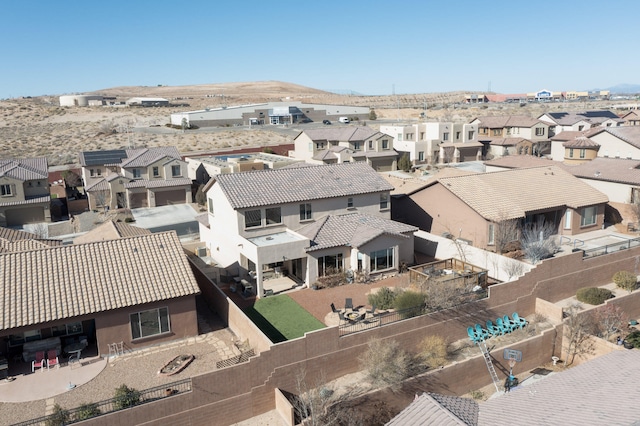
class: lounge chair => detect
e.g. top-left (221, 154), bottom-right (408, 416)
top-left (512, 312), bottom-right (527, 329)
top-left (503, 314), bottom-right (519, 331)
top-left (467, 326), bottom-right (480, 343)
top-left (32, 351), bottom-right (46, 373)
top-left (330, 303), bottom-right (338, 313)
top-left (496, 317), bottom-right (512, 334)
top-left (345, 298), bottom-right (353, 311)
top-left (46, 349), bottom-right (59, 370)
top-left (486, 319), bottom-right (503, 336)
top-left (475, 323), bottom-right (490, 340)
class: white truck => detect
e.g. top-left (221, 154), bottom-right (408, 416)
top-left (339, 116), bottom-right (350, 123)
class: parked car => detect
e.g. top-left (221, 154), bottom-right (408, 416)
top-left (323, 119), bottom-right (331, 125)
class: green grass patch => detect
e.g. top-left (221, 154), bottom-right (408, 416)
top-left (243, 294), bottom-right (325, 343)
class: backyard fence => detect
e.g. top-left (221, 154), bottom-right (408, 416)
top-left (582, 236), bottom-right (640, 259)
top-left (13, 378), bottom-right (191, 426)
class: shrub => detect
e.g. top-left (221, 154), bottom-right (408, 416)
top-left (393, 290), bottom-right (428, 318)
top-left (124, 217), bottom-right (135, 223)
top-left (316, 268), bottom-right (347, 288)
top-left (418, 335), bottom-right (449, 368)
top-left (114, 384), bottom-right (141, 410)
top-left (45, 404), bottom-right (70, 426)
top-left (576, 287), bottom-right (612, 305)
top-left (625, 330), bottom-right (640, 348)
top-left (612, 270), bottom-right (637, 293)
top-left (75, 402), bottom-right (101, 421)
top-left (359, 339), bottom-right (414, 389)
top-left (367, 287), bottom-right (397, 310)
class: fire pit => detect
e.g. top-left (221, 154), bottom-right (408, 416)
top-left (158, 354), bottom-right (194, 376)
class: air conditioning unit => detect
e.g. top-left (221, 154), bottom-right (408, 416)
top-left (196, 247), bottom-right (207, 258)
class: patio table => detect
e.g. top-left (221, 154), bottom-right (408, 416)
top-left (64, 342), bottom-right (85, 358)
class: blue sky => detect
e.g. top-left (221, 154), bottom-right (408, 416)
top-left (2, 0), bottom-right (638, 99)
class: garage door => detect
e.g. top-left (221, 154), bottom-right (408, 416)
top-left (129, 193), bottom-right (148, 209)
top-left (373, 159), bottom-right (395, 172)
top-left (155, 189), bottom-right (185, 206)
top-left (6, 207), bottom-right (45, 226)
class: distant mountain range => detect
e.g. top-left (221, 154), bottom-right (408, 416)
top-left (598, 84), bottom-right (640, 94)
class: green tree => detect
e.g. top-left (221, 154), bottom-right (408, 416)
top-left (45, 404), bottom-right (70, 426)
top-left (612, 270), bottom-right (637, 293)
top-left (398, 153), bottom-right (411, 172)
top-left (369, 109), bottom-right (377, 120)
top-left (114, 384), bottom-right (141, 410)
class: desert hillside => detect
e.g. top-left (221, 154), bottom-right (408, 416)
top-left (0, 81), bottom-right (624, 166)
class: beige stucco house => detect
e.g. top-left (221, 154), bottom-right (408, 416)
top-left (0, 157), bottom-right (51, 227)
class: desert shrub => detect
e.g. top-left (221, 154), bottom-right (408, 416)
top-left (612, 270), bottom-right (637, 293)
top-left (124, 217), bottom-right (135, 223)
top-left (418, 335), bottom-right (449, 368)
top-left (45, 404), bottom-right (70, 426)
top-left (359, 339), bottom-right (414, 389)
top-left (576, 287), bottom-right (612, 305)
top-left (114, 384), bottom-right (141, 410)
top-left (625, 330), bottom-right (640, 348)
top-left (75, 402), bottom-right (101, 421)
top-left (316, 268), bottom-right (347, 288)
top-left (367, 287), bottom-right (397, 310)
top-left (393, 290), bottom-right (428, 318)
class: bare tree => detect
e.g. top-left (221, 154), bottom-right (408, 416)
top-left (520, 218), bottom-right (559, 264)
top-left (494, 218), bottom-right (519, 254)
top-left (593, 304), bottom-right (625, 341)
top-left (503, 258), bottom-right (526, 281)
top-left (61, 170), bottom-right (82, 188)
top-left (92, 189), bottom-right (111, 212)
top-left (29, 222), bottom-right (49, 239)
top-left (359, 339), bottom-right (414, 390)
top-left (292, 369), bottom-right (357, 426)
top-left (563, 304), bottom-right (596, 366)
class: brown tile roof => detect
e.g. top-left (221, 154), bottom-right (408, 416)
top-left (541, 110), bottom-right (621, 126)
top-left (0, 227), bottom-right (62, 252)
top-left (438, 166), bottom-right (608, 221)
top-left (478, 349), bottom-right (640, 425)
top-left (591, 126), bottom-right (640, 149)
top-left (298, 213), bottom-right (417, 252)
top-left (299, 127), bottom-right (389, 142)
top-left (0, 195), bottom-right (50, 207)
top-left (481, 137), bottom-right (527, 146)
top-left (0, 239), bottom-right (55, 253)
top-left (388, 392), bottom-right (477, 426)
top-left (562, 136), bottom-right (600, 148)
top-left (0, 157), bottom-right (48, 181)
top-left (73, 220), bottom-right (151, 244)
top-left (216, 162), bottom-right (394, 209)
top-left (124, 177), bottom-right (192, 189)
top-left (121, 147), bottom-right (182, 167)
top-left (0, 231), bottom-right (200, 331)
top-left (475, 115), bottom-right (543, 128)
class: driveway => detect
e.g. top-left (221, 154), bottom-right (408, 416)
top-left (131, 204), bottom-right (200, 236)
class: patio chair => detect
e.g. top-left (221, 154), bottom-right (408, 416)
top-left (512, 312), bottom-right (528, 329)
top-left (47, 349), bottom-right (59, 370)
top-left (496, 317), bottom-right (512, 334)
top-left (32, 351), bottom-right (46, 373)
top-left (475, 323), bottom-right (490, 340)
top-left (467, 326), bottom-right (481, 344)
top-left (330, 303), bottom-right (338, 313)
top-left (503, 314), bottom-right (519, 331)
top-left (345, 298), bottom-right (353, 312)
top-left (367, 304), bottom-right (377, 316)
top-left (486, 319), bottom-right (503, 336)
top-left (338, 311), bottom-right (346, 322)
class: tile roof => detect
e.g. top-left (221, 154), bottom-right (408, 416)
top-left (541, 110), bottom-right (620, 126)
top-left (124, 177), bottom-right (191, 189)
top-left (437, 166), bottom-right (608, 221)
top-left (121, 147), bottom-right (182, 168)
top-left (477, 137), bottom-right (527, 146)
top-left (0, 227), bottom-right (39, 241)
top-left (73, 220), bottom-right (151, 244)
top-left (475, 115), bottom-right (543, 128)
top-left (485, 156), bottom-right (640, 186)
top-left (550, 130), bottom-right (589, 141)
top-left (299, 127), bottom-right (388, 142)
top-left (478, 349), bottom-right (640, 425)
top-left (0, 157), bottom-right (48, 181)
top-left (0, 232), bottom-right (200, 330)
top-left (591, 126), bottom-right (640, 149)
top-left (216, 162), bottom-right (394, 209)
top-left (387, 392), bottom-right (477, 426)
top-left (0, 195), bottom-right (50, 207)
top-left (563, 136), bottom-right (600, 148)
top-left (298, 213), bottom-right (417, 252)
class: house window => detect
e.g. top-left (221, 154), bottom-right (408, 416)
top-left (580, 206), bottom-right (597, 227)
top-left (455, 131), bottom-right (461, 140)
top-left (369, 140), bottom-right (373, 149)
top-left (382, 140), bottom-right (389, 149)
top-left (130, 307), bottom-right (170, 340)
top-left (488, 223), bottom-right (495, 245)
top-left (171, 165), bottom-right (181, 177)
top-left (578, 125), bottom-right (585, 131)
top-left (265, 207), bottom-right (282, 225)
top-left (443, 132), bottom-right (449, 141)
top-left (492, 129), bottom-right (501, 136)
top-left (406, 133), bottom-right (414, 140)
top-left (318, 253), bottom-right (343, 276)
top-left (564, 210), bottom-right (572, 229)
top-left (380, 193), bottom-right (389, 210)
top-left (569, 148), bottom-right (574, 158)
top-left (133, 168), bottom-right (141, 178)
top-left (0, 184), bottom-right (12, 196)
top-left (370, 248), bottom-right (394, 272)
top-left (397, 133), bottom-right (403, 141)
top-left (353, 142), bottom-right (361, 151)
top-left (420, 132), bottom-right (425, 140)
top-left (315, 142), bottom-right (326, 149)
top-left (208, 198), bottom-right (214, 215)
top-left (418, 152), bottom-right (424, 161)
top-left (153, 166), bottom-right (160, 177)
top-left (468, 130), bottom-right (475, 140)
top-left (480, 127), bottom-right (488, 135)
top-left (90, 169), bottom-right (95, 177)
top-left (580, 149), bottom-right (586, 159)
top-left (300, 203), bottom-right (312, 221)
top-left (535, 127), bottom-right (545, 136)
top-left (347, 197), bottom-right (354, 208)
top-left (245, 209), bottom-right (262, 228)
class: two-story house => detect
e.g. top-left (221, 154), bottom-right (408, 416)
top-left (380, 122), bottom-right (481, 165)
top-left (292, 127), bottom-right (399, 171)
top-left (197, 162), bottom-right (417, 297)
top-left (538, 110), bottom-right (623, 137)
top-left (471, 115), bottom-right (550, 159)
top-left (80, 147), bottom-right (191, 210)
top-left (0, 157), bottom-right (51, 227)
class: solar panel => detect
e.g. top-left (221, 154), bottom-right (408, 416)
top-left (82, 150), bottom-right (127, 166)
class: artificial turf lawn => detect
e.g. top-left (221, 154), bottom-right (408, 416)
top-left (243, 294), bottom-right (325, 342)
